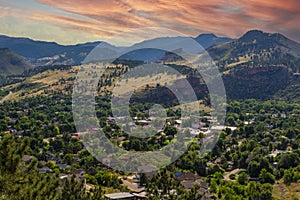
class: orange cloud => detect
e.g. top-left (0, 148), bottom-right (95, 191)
top-left (0, 7), bottom-right (11, 19)
top-left (28, 13), bottom-right (115, 37)
top-left (31, 0), bottom-right (300, 42)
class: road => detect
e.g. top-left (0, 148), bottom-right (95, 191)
top-left (223, 168), bottom-right (242, 181)
top-left (0, 91), bottom-right (13, 104)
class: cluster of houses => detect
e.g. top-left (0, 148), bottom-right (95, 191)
top-left (104, 172), bottom-right (212, 200)
top-left (10, 109), bottom-right (297, 199)
top-left (105, 115), bottom-right (223, 136)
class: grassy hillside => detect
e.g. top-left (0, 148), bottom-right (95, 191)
top-left (0, 62), bottom-right (298, 103)
top-left (208, 30), bottom-right (300, 72)
top-left (2, 65), bottom-right (78, 100)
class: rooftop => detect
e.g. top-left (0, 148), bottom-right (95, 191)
top-left (104, 192), bottom-right (135, 199)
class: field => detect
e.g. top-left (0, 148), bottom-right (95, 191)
top-left (273, 180), bottom-right (300, 200)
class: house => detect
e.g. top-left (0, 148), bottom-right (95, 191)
top-left (60, 173), bottom-right (86, 187)
top-left (268, 149), bottom-right (292, 157)
top-left (104, 192), bottom-right (147, 200)
top-left (199, 122), bottom-right (206, 127)
top-left (200, 127), bottom-right (209, 132)
top-left (175, 120), bottom-right (182, 125)
top-left (248, 177), bottom-right (260, 182)
top-left (58, 164), bottom-right (69, 170)
top-left (61, 169), bottom-right (87, 186)
top-left (175, 172), bottom-right (210, 199)
top-left (210, 126), bottom-right (237, 133)
top-left (137, 120), bottom-right (151, 126)
top-left (175, 172), bottom-right (183, 177)
top-left (72, 133), bottom-right (80, 139)
top-left (214, 158), bottom-right (222, 165)
top-left (38, 166), bottom-right (51, 173)
top-left (105, 193), bottom-right (135, 200)
top-left (137, 165), bottom-right (157, 180)
top-left (175, 172), bottom-right (201, 181)
top-left (118, 136), bottom-right (127, 142)
top-left (122, 178), bottom-right (145, 193)
top-left (9, 129), bottom-right (18, 134)
top-left (132, 192), bottom-right (147, 199)
top-left (89, 127), bottom-right (100, 132)
top-left (175, 172), bottom-right (209, 189)
top-left (69, 169), bottom-right (86, 177)
top-left (181, 179), bottom-right (209, 190)
top-left (186, 128), bottom-right (200, 137)
top-left (107, 117), bottom-right (116, 123)
top-left (22, 155), bottom-right (34, 162)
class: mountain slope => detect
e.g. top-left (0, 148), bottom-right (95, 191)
top-left (0, 48), bottom-right (32, 75)
top-left (207, 30), bottom-right (300, 71)
top-left (205, 30), bottom-right (300, 100)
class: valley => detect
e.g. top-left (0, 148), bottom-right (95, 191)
top-left (0, 29), bottom-right (300, 200)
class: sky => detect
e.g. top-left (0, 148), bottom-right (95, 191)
top-left (0, 0), bottom-right (299, 45)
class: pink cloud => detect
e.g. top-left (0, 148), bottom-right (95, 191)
top-left (34, 0), bottom-right (300, 41)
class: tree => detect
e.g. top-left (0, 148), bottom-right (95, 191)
top-left (62, 175), bottom-right (103, 200)
top-left (283, 169), bottom-right (293, 184)
top-left (237, 172), bottom-right (249, 185)
top-left (53, 126), bottom-right (60, 135)
top-left (164, 126), bottom-right (177, 137)
top-left (50, 139), bottom-right (64, 152)
top-left (246, 182), bottom-right (273, 200)
top-left (139, 173), bottom-right (148, 186)
top-left (0, 135), bottom-right (60, 199)
top-left (259, 169), bottom-right (275, 184)
top-left (278, 153), bottom-right (299, 169)
top-left (248, 161), bottom-right (260, 177)
top-left (0, 119), bottom-right (8, 131)
top-left (0, 134), bottom-right (106, 200)
top-left (146, 169), bottom-right (184, 200)
top-left (283, 169), bottom-right (300, 184)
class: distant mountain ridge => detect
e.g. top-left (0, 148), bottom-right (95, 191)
top-left (0, 35), bottom-right (101, 66)
top-left (0, 34), bottom-right (233, 65)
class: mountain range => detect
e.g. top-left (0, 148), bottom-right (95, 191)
top-left (0, 30), bottom-right (299, 100)
top-left (0, 33), bottom-right (232, 67)
top-left (2, 30), bottom-right (299, 70)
